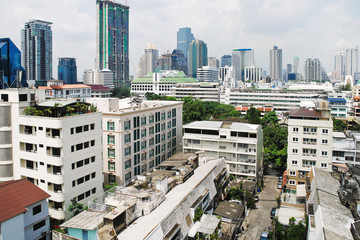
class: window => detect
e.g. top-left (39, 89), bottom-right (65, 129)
top-left (125, 172), bottom-right (132, 181)
top-left (293, 127), bottom-right (299, 132)
top-left (124, 120), bottom-right (131, 130)
top-left (141, 141), bottom-right (146, 150)
top-left (149, 149), bottom-right (154, 157)
top-left (108, 162), bottom-right (115, 171)
top-left (92, 188), bottom-right (96, 194)
top-left (149, 115), bottom-right (154, 123)
top-left (167, 111), bottom-right (171, 119)
top-left (161, 112), bottom-right (165, 120)
top-left (108, 149), bottom-right (115, 158)
top-left (108, 135), bottom-right (115, 144)
top-left (141, 129), bottom-right (146, 138)
top-left (33, 205), bottom-right (41, 215)
top-left (108, 174), bottom-right (115, 183)
top-left (289, 180), bottom-right (296, 185)
top-left (141, 117), bottom-right (146, 126)
top-left (322, 139), bottom-right (328, 144)
top-left (292, 149), bottom-right (298, 154)
top-left (124, 133), bottom-right (131, 144)
top-left (293, 137), bottom-right (298, 142)
top-left (321, 163), bottom-right (328, 168)
top-left (125, 147), bottom-right (131, 156)
top-left (91, 172), bottom-right (95, 178)
top-left (321, 151), bottom-right (328, 156)
top-left (76, 126), bottom-right (83, 133)
top-left (91, 156), bottom-right (95, 162)
top-left (292, 160), bottom-right (298, 165)
top-left (33, 220), bottom-right (46, 231)
top-left (107, 121), bottom-right (114, 131)
top-left (90, 124), bottom-right (95, 130)
top-left (78, 193), bottom-right (84, 201)
top-left (91, 140), bottom-right (95, 146)
top-left (149, 126), bottom-right (154, 135)
top-left (322, 129), bottom-right (329, 134)
top-left (84, 125), bottom-right (89, 132)
top-left (149, 138), bottom-right (154, 146)
top-left (289, 171), bottom-right (296, 176)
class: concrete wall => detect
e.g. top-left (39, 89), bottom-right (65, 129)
top-left (0, 214), bottom-right (25, 240)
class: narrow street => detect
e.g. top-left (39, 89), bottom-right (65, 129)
top-left (239, 176), bottom-right (280, 240)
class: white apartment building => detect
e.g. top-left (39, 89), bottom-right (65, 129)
top-left (39, 84), bottom-right (91, 99)
top-left (13, 98), bottom-right (103, 220)
top-left (86, 98), bottom-right (183, 185)
top-left (286, 108), bottom-right (333, 190)
top-left (333, 132), bottom-right (360, 166)
top-left (197, 66), bottom-right (219, 82)
top-left (183, 121), bottom-right (263, 178)
top-left (83, 69), bottom-right (114, 89)
top-left (245, 65), bottom-right (262, 82)
top-left (170, 82), bottom-right (220, 102)
top-left (218, 65), bottom-right (236, 88)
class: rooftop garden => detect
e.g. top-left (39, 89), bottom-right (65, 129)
top-left (23, 101), bottom-right (97, 118)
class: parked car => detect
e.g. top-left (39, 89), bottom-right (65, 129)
top-left (260, 231), bottom-right (269, 240)
top-left (270, 207), bottom-right (277, 219)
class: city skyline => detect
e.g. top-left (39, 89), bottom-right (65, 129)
top-left (2, 0), bottom-right (360, 80)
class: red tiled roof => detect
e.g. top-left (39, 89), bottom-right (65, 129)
top-left (0, 179), bottom-right (50, 223)
top-left (88, 85), bottom-right (111, 91)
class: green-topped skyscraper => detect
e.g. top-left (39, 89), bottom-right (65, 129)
top-left (96, 0), bottom-right (129, 87)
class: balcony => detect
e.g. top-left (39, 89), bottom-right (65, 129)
top-left (46, 147), bottom-right (62, 158)
top-left (20, 142), bottom-right (37, 153)
top-left (46, 128), bottom-right (61, 139)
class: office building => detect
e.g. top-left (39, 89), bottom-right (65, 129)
top-left (96, 0), bottom-right (129, 87)
top-left (170, 82), bottom-right (220, 102)
top-left (245, 65), bottom-right (262, 82)
top-left (171, 49), bottom-right (187, 75)
top-left (131, 70), bottom-right (197, 97)
top-left (334, 51), bottom-right (346, 80)
top-left (177, 27), bottom-right (194, 59)
top-left (286, 107), bottom-right (333, 190)
top-left (86, 98), bottom-right (183, 185)
top-left (221, 55), bottom-right (232, 67)
top-left (159, 52), bottom-right (172, 70)
top-left (270, 46), bottom-right (282, 81)
top-left (304, 58), bottom-right (322, 82)
top-left (219, 65), bottom-right (236, 88)
top-left (0, 38), bottom-right (27, 89)
top-left (183, 121), bottom-right (263, 178)
top-left (188, 39), bottom-right (208, 78)
top-left (83, 69), bottom-right (114, 88)
top-left (293, 57), bottom-right (299, 73)
top-left (21, 20), bottom-right (53, 81)
top-left (58, 58), bottom-right (77, 84)
top-left (197, 66), bottom-right (219, 82)
top-left (0, 179), bottom-right (51, 240)
top-left (346, 48), bottom-right (359, 78)
top-left (208, 57), bottom-right (219, 68)
top-left (232, 49), bottom-right (254, 81)
top-left (138, 44), bottom-right (159, 77)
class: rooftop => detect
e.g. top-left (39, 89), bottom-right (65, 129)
top-left (288, 108), bottom-right (324, 118)
top-left (88, 85), bottom-right (111, 91)
top-left (60, 211), bottom-right (107, 230)
top-left (38, 84), bottom-right (90, 90)
top-left (333, 132), bottom-right (346, 138)
top-left (184, 121), bottom-right (260, 131)
top-left (213, 201), bottom-right (244, 221)
top-left (0, 179), bottom-right (50, 223)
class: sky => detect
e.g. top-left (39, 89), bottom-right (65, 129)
top-left (2, 0), bottom-right (360, 80)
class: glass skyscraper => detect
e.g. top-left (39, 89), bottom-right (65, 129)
top-left (221, 55), bottom-right (232, 67)
top-left (21, 20), bottom-right (53, 81)
top-left (96, 0), bottom-right (129, 87)
top-left (177, 28), bottom-right (194, 59)
top-left (0, 38), bottom-right (27, 88)
top-left (188, 39), bottom-right (208, 78)
top-left (58, 58), bottom-right (77, 84)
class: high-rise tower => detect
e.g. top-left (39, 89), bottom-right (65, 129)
top-left (345, 48), bottom-right (358, 78)
top-left (270, 46), bottom-right (282, 81)
top-left (334, 51), bottom-right (346, 80)
top-left (221, 55), bottom-right (232, 67)
top-left (21, 20), bottom-right (52, 81)
top-left (58, 58), bottom-right (77, 84)
top-left (177, 27), bottom-right (194, 59)
top-left (96, 0), bottom-right (129, 87)
top-left (304, 58), bottom-right (322, 82)
top-left (232, 49), bottom-right (254, 81)
top-left (188, 39), bottom-right (208, 78)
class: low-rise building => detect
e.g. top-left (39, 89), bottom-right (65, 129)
top-left (183, 121), bottom-right (263, 179)
top-left (39, 84), bottom-right (91, 99)
top-left (328, 97), bottom-right (348, 118)
top-left (88, 85), bottom-right (112, 98)
top-left (333, 131), bottom-right (360, 166)
top-left (197, 66), bottom-right (219, 82)
top-left (170, 82), bottom-right (220, 102)
top-left (0, 179), bottom-right (51, 240)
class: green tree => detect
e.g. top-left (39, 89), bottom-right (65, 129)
top-left (245, 189), bottom-right (256, 209)
top-left (193, 206), bottom-right (204, 222)
top-left (111, 86), bottom-right (130, 98)
top-left (333, 118), bottom-right (347, 132)
top-left (262, 111), bottom-right (279, 127)
top-left (263, 125), bottom-right (288, 171)
top-left (68, 198), bottom-right (84, 217)
top-left (245, 106), bottom-right (262, 124)
top-left (183, 99), bottom-right (206, 124)
top-left (23, 107), bottom-right (37, 115)
top-left (340, 83), bottom-right (351, 91)
top-left (287, 221), bottom-right (306, 240)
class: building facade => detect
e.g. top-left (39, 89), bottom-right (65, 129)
top-left (244, 65), bottom-right (262, 82)
top-left (183, 121), bottom-right (263, 178)
top-left (188, 39), bottom-right (208, 78)
top-left (197, 66), bottom-right (219, 82)
top-left (334, 51), bottom-right (346, 80)
top-left (232, 49), bottom-right (254, 82)
top-left (304, 58), bottom-right (322, 82)
top-left (177, 27), bottom-right (194, 59)
top-left (171, 49), bottom-right (187, 75)
top-left (221, 55), bottom-right (232, 68)
top-left (86, 98), bottom-right (183, 185)
top-left (346, 48), bottom-right (358, 78)
top-left (38, 84), bottom-right (91, 99)
top-left (21, 20), bottom-right (53, 81)
top-left (219, 65), bottom-right (236, 88)
top-left (83, 69), bottom-right (114, 89)
top-left (58, 58), bottom-right (77, 84)
top-left (208, 57), bottom-right (219, 69)
top-left (269, 46), bottom-right (282, 81)
top-left (286, 108), bottom-right (333, 190)
top-left (137, 44), bottom-right (159, 77)
top-left (96, 0), bottom-right (129, 86)
top-left (170, 82), bottom-right (220, 102)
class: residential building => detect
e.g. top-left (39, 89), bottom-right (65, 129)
top-left (130, 70), bottom-right (197, 97)
top-left (270, 46), bottom-right (282, 81)
top-left (183, 121), bottom-right (263, 178)
top-left (58, 58), bottom-right (77, 84)
top-left (346, 48), bottom-right (359, 78)
top-left (137, 44), bottom-right (159, 77)
top-left (38, 84), bottom-right (91, 99)
top-left (286, 107), bottom-right (333, 190)
top-left (177, 27), bottom-right (194, 59)
top-left (0, 38), bottom-right (27, 88)
top-left (88, 85), bottom-right (111, 98)
top-left (13, 98), bottom-right (103, 220)
top-left (304, 58), bottom-right (322, 82)
top-left (327, 97), bottom-right (348, 118)
top-left (0, 179), bottom-right (51, 240)
top-left (219, 65), bottom-right (236, 88)
top-left (21, 20), bottom-right (53, 81)
top-left (197, 66), bottom-right (219, 82)
top-left (232, 49), bottom-right (254, 82)
top-left (170, 82), bottom-right (220, 102)
top-left (306, 167), bottom-right (353, 240)
top-left (86, 98), bottom-right (183, 185)
top-left (332, 132), bottom-right (360, 166)
top-left (220, 55), bottom-right (232, 68)
top-left (83, 68), bottom-right (114, 89)
top-left (188, 39), bottom-right (208, 78)
top-left (208, 57), bottom-right (219, 68)
top-left (96, 0), bottom-right (129, 86)
top-left (244, 65), bottom-right (262, 82)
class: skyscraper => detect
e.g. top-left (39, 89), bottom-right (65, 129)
top-left (221, 55), bottom-right (232, 67)
top-left (0, 38), bottom-right (27, 88)
top-left (304, 58), bottom-right (322, 82)
top-left (171, 49), bottom-right (187, 74)
top-left (293, 57), bottom-right (299, 73)
top-left (232, 49), bottom-right (254, 81)
top-left (177, 27), bottom-right (194, 59)
top-left (21, 20), bottom-right (52, 81)
top-left (188, 39), bottom-right (208, 78)
top-left (207, 57), bottom-right (219, 68)
top-left (96, 0), bottom-right (129, 87)
top-left (334, 51), bottom-right (346, 80)
top-left (269, 46), bottom-right (282, 81)
top-left (137, 44), bottom-right (159, 77)
top-left (345, 48), bottom-right (358, 78)
top-left (58, 58), bottom-right (77, 84)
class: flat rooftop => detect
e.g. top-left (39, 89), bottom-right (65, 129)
top-left (184, 121), bottom-right (260, 131)
top-left (60, 211), bottom-right (107, 230)
top-left (213, 201), bottom-right (244, 221)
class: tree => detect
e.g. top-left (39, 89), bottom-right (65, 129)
top-left (23, 107), bottom-right (36, 115)
top-left (245, 106), bottom-right (262, 124)
top-left (245, 189), bottom-right (256, 209)
top-left (183, 99), bottom-right (206, 124)
top-left (263, 125), bottom-right (288, 171)
top-left (111, 86), bottom-right (130, 98)
top-left (333, 118), bottom-right (347, 132)
top-left (68, 198), bottom-right (84, 217)
top-left (262, 111), bottom-right (279, 127)
top-left (193, 206), bottom-right (203, 222)
top-left (340, 83), bottom-right (351, 91)
top-left (287, 220), bottom-right (306, 240)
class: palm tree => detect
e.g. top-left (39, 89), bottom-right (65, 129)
top-left (43, 107), bottom-right (53, 117)
top-left (66, 106), bottom-right (75, 115)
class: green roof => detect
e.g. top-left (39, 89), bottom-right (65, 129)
top-left (132, 77), bottom-right (198, 84)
